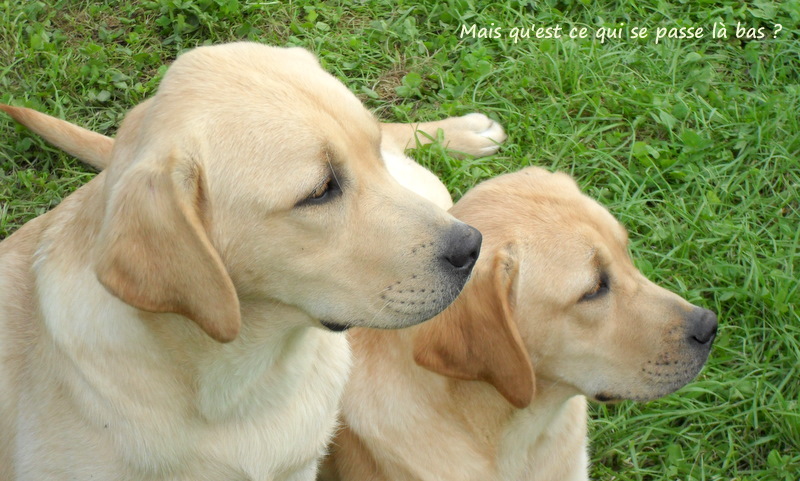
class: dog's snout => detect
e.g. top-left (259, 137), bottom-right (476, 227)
top-left (686, 308), bottom-right (718, 346)
top-left (441, 223), bottom-right (482, 271)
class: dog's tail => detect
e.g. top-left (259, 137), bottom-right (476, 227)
top-left (1, 104), bottom-right (113, 171)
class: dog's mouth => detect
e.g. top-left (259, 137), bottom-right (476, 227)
top-left (320, 320), bottom-right (351, 332)
top-left (593, 392), bottom-right (623, 403)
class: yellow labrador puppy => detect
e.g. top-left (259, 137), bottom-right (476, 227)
top-left (0, 42), bottom-right (507, 481)
top-left (322, 167), bottom-right (718, 481)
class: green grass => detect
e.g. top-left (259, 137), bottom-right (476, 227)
top-left (1, 1), bottom-right (798, 479)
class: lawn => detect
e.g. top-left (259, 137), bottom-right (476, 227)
top-left (1, 0), bottom-right (798, 480)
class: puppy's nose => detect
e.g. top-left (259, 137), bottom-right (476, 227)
top-left (686, 308), bottom-right (718, 346)
top-left (441, 223), bottom-right (482, 271)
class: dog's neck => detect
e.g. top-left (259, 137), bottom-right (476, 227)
top-left (424, 331), bottom-right (589, 480)
top-left (493, 383), bottom-right (588, 479)
top-left (345, 327), bottom-right (587, 480)
top-left (202, 301), bottom-right (350, 422)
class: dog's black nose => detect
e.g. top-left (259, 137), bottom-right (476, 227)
top-left (686, 308), bottom-right (718, 346)
top-left (441, 223), bottom-right (482, 271)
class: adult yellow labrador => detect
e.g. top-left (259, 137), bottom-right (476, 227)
top-left (0, 42), bottom-right (506, 480)
top-left (322, 167), bottom-right (718, 480)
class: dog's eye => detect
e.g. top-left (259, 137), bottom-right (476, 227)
top-left (298, 175), bottom-right (341, 207)
top-left (310, 179), bottom-right (331, 200)
top-left (580, 273), bottom-right (609, 302)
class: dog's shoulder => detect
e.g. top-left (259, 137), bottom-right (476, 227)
top-left (0, 212), bottom-right (47, 334)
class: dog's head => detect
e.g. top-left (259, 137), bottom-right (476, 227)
top-left (414, 167), bottom-right (716, 407)
top-left (90, 43), bottom-right (480, 342)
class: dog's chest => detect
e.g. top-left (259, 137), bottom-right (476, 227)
top-left (496, 396), bottom-right (589, 481)
top-left (23, 289), bottom-right (352, 481)
top-left (189, 395), bottom-right (341, 480)
top-left (140, 331), bottom-right (353, 480)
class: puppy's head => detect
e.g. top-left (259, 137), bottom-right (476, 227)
top-left (93, 43), bottom-right (480, 342)
top-left (414, 167), bottom-right (716, 406)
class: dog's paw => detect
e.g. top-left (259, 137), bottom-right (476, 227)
top-left (440, 113), bottom-right (507, 157)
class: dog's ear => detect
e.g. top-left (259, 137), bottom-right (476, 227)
top-left (95, 151), bottom-right (240, 342)
top-left (413, 245), bottom-right (534, 408)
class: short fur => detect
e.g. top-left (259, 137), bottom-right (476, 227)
top-left (0, 42), bottom-right (506, 480)
top-left (322, 167), bottom-right (717, 481)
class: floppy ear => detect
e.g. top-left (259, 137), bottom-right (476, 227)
top-left (413, 246), bottom-right (534, 408)
top-left (95, 152), bottom-right (241, 342)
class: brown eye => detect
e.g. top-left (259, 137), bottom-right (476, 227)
top-left (309, 178), bottom-right (331, 200)
top-left (581, 273), bottom-right (609, 302)
top-left (297, 174), bottom-right (341, 207)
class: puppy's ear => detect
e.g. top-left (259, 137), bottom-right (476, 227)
top-left (95, 152), bottom-right (240, 342)
top-left (413, 245), bottom-right (534, 408)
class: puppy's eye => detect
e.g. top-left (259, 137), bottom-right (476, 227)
top-left (298, 175), bottom-right (341, 207)
top-left (580, 273), bottom-right (609, 302)
top-left (309, 178), bottom-right (331, 200)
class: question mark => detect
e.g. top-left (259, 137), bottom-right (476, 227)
top-left (773, 24), bottom-right (783, 38)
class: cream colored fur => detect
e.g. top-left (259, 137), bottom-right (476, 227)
top-left (322, 167), bottom-right (717, 481)
top-left (0, 42), bottom-right (505, 481)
